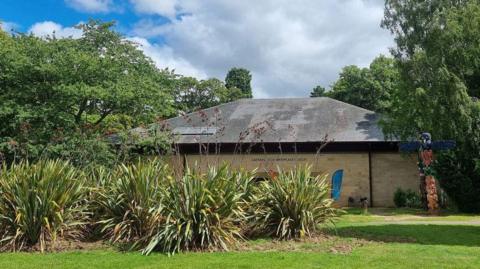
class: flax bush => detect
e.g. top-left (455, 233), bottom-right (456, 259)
top-left (94, 159), bottom-right (170, 250)
top-left (143, 165), bottom-right (255, 254)
top-left (94, 161), bottom-right (254, 255)
top-left (0, 159), bottom-right (339, 254)
top-left (250, 166), bottom-right (340, 240)
top-left (0, 160), bottom-right (89, 251)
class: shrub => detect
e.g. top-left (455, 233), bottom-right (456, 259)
top-left (393, 188), bottom-right (407, 207)
top-left (250, 166), bottom-right (340, 240)
top-left (404, 189), bottom-right (422, 208)
top-left (434, 150), bottom-right (480, 213)
top-left (0, 160), bottom-right (88, 251)
top-left (94, 159), bottom-right (170, 249)
top-left (143, 165), bottom-right (254, 254)
top-left (394, 188), bottom-right (422, 208)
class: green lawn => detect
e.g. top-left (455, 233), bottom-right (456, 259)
top-left (2, 208), bottom-right (480, 269)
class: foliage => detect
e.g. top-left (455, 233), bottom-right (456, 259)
top-left (435, 150), bottom-right (480, 213)
top-left (0, 20), bottom-right (176, 165)
top-left (144, 165), bottom-right (254, 254)
top-left (394, 188), bottom-right (422, 208)
top-left (0, 160), bottom-right (88, 251)
top-left (0, 158), bottom-right (341, 254)
top-left (173, 77), bottom-right (243, 113)
top-left (250, 166), bottom-right (340, 240)
top-left (393, 188), bottom-right (407, 208)
top-left (328, 55), bottom-right (399, 112)
top-left (381, 0), bottom-right (480, 212)
top-left (433, 97), bottom-right (480, 213)
top-left (382, 0), bottom-right (469, 62)
top-left (0, 20), bottom-right (255, 167)
top-left (225, 67), bottom-right (253, 98)
top-left (94, 159), bottom-right (171, 249)
top-left (41, 131), bottom-right (118, 168)
top-left (381, 55), bottom-right (474, 140)
top-left (381, 0), bottom-right (480, 138)
top-left (310, 85), bottom-right (327, 97)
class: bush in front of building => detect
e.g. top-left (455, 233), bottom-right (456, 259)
top-left (249, 166), bottom-right (341, 240)
top-left (92, 161), bottom-right (256, 254)
top-left (93, 159), bottom-right (171, 250)
top-left (393, 188), bottom-right (422, 208)
top-left (393, 188), bottom-right (407, 207)
top-left (0, 160), bottom-right (341, 254)
top-left (0, 160), bottom-right (89, 252)
top-left (142, 165), bottom-right (255, 254)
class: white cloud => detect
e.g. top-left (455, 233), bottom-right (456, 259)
top-left (130, 0), bottom-right (179, 19)
top-left (29, 21), bottom-right (83, 39)
top-left (0, 21), bottom-right (19, 32)
top-left (131, 0), bottom-right (394, 98)
top-left (131, 19), bottom-right (168, 38)
top-left (65, 0), bottom-right (114, 13)
top-left (128, 37), bottom-right (207, 79)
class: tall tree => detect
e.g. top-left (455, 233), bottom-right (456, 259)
top-left (0, 20), bottom-right (175, 165)
top-left (382, 0), bottom-right (480, 212)
top-left (173, 77), bottom-right (242, 113)
top-left (381, 0), bottom-right (480, 139)
top-left (382, 0), bottom-right (468, 58)
top-left (328, 55), bottom-right (399, 112)
top-left (225, 67), bottom-right (253, 98)
top-left (310, 85), bottom-right (327, 97)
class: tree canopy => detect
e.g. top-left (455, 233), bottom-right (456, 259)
top-left (173, 76), bottom-right (243, 113)
top-left (225, 67), bottom-right (253, 98)
top-left (0, 20), bottom-right (241, 165)
top-left (310, 85), bottom-right (327, 97)
top-left (381, 0), bottom-right (480, 140)
top-left (381, 0), bottom-right (480, 212)
top-left (327, 55), bottom-right (399, 113)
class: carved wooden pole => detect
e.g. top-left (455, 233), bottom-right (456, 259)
top-left (400, 133), bottom-right (454, 214)
top-left (418, 133), bottom-right (439, 214)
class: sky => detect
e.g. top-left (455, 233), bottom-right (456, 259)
top-left (0, 0), bottom-right (394, 98)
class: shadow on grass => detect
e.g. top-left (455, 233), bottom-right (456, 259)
top-left (328, 224), bottom-right (480, 247)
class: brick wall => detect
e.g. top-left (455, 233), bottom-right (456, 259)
top-left (185, 153), bottom-right (370, 207)
top-left (173, 152), bottom-right (419, 207)
top-left (371, 153), bottom-right (419, 207)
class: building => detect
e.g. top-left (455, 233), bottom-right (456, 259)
top-left (156, 97), bottom-right (419, 207)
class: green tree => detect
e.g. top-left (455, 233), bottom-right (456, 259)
top-left (382, 0), bottom-right (468, 58)
top-left (0, 20), bottom-right (175, 165)
top-left (225, 67), bottom-right (253, 98)
top-left (381, 1), bottom-right (480, 139)
top-left (328, 55), bottom-right (399, 112)
top-left (382, 0), bottom-right (480, 212)
top-left (310, 85), bottom-right (327, 97)
top-left (173, 77), bottom-right (242, 113)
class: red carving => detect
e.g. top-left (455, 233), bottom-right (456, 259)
top-left (425, 175), bottom-right (439, 214)
top-left (420, 149), bottom-right (434, 166)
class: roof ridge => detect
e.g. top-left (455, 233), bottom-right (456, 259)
top-left (321, 97), bottom-right (377, 114)
top-left (232, 97), bottom-right (377, 114)
top-left (236, 97), bottom-right (327, 101)
top-left (167, 97), bottom-right (377, 122)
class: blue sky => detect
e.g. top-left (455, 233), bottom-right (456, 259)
top-left (0, 0), bottom-right (167, 41)
top-left (0, 0), bottom-right (394, 98)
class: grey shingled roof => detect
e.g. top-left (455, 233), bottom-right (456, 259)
top-left (154, 97), bottom-right (389, 144)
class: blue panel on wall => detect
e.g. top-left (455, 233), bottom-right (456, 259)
top-left (331, 169), bottom-right (344, 201)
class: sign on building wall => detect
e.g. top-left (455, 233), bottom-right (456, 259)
top-left (185, 153), bottom-right (371, 206)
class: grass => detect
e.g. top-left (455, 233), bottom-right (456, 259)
top-left (1, 208), bottom-right (480, 269)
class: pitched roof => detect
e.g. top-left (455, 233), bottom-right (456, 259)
top-left (157, 97), bottom-right (390, 144)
